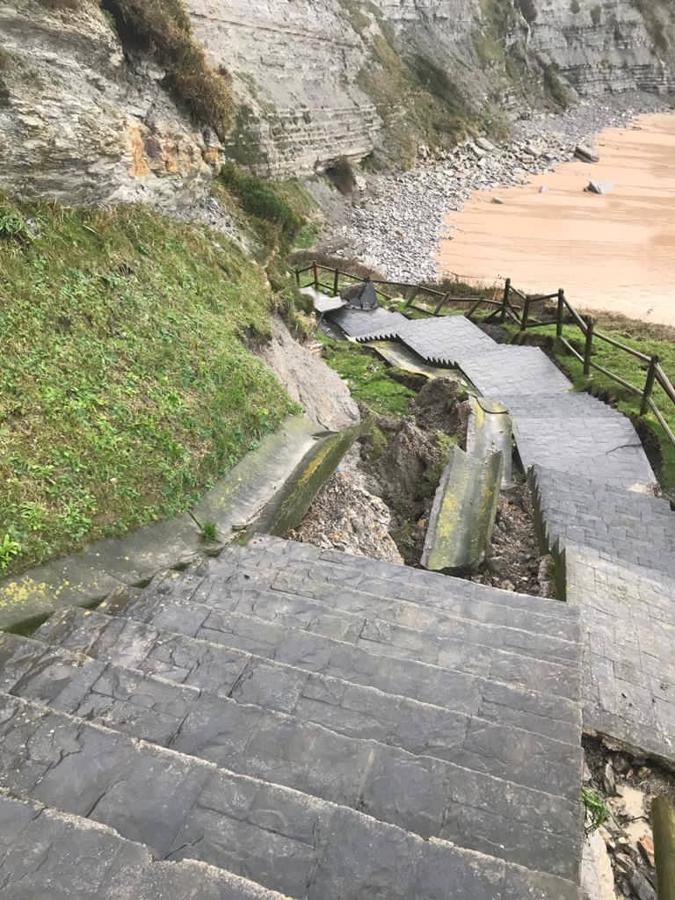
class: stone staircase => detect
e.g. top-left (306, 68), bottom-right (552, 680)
top-left (328, 302), bottom-right (674, 764)
top-left (0, 536), bottom-right (584, 898)
top-left (532, 465), bottom-right (675, 580)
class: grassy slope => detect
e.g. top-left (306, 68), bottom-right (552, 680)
top-left (0, 198), bottom-right (296, 575)
top-left (317, 334), bottom-right (414, 417)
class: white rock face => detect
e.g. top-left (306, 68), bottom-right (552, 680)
top-left (0, 0), bottom-right (672, 201)
top-left (0, 0), bottom-right (219, 207)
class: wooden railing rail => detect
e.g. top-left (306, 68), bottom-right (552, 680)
top-left (295, 262), bottom-right (674, 444)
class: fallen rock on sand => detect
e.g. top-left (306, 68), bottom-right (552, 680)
top-left (585, 180), bottom-right (613, 195)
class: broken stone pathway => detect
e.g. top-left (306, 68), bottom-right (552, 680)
top-left (0, 305), bottom-right (671, 896)
top-left (333, 308), bottom-right (675, 763)
top-left (0, 535), bottom-right (583, 897)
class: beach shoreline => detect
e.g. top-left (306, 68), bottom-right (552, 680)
top-left (323, 92), bottom-right (674, 327)
top-left (437, 112), bottom-right (675, 327)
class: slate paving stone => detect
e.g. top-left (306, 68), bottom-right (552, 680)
top-left (114, 591), bottom-right (580, 701)
top-left (0, 637), bottom-right (582, 876)
top-left (356, 316), bottom-right (496, 365)
top-left (329, 306), bottom-right (409, 339)
top-left (0, 632), bottom-right (582, 803)
top-left (565, 547), bottom-right (675, 763)
top-left (133, 568), bottom-right (580, 669)
top-left (0, 793), bottom-right (285, 899)
top-left (532, 465), bottom-right (675, 579)
top-left (0, 693), bottom-right (579, 898)
top-left (35, 606), bottom-right (581, 745)
top-left (513, 416), bottom-right (656, 489)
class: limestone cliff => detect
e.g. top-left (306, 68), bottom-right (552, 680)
top-left (0, 0), bottom-right (673, 204)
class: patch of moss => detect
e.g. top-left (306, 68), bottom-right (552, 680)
top-left (316, 334), bottom-right (415, 417)
top-left (0, 195), bottom-right (296, 576)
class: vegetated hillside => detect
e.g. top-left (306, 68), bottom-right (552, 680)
top-left (0, 195), bottom-right (301, 577)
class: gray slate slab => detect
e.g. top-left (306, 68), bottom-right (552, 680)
top-left (35, 607), bottom-right (581, 745)
top-left (328, 306), bottom-right (409, 339)
top-left (0, 633), bottom-right (582, 870)
top-left (564, 547), bottom-right (675, 764)
top-left (532, 465), bottom-right (675, 579)
top-left (512, 415), bottom-right (657, 489)
top-left (0, 693), bottom-right (579, 898)
top-left (0, 793), bottom-right (285, 899)
top-left (112, 590), bottom-right (581, 701)
top-left (137, 566), bottom-right (581, 669)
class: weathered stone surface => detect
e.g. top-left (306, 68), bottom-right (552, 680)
top-left (114, 586), bottom-right (580, 701)
top-left (36, 606), bottom-right (581, 745)
top-left (137, 566), bottom-right (581, 668)
top-left (512, 415), bottom-right (656, 489)
top-left (0, 633), bottom-right (582, 876)
top-left (0, 693), bottom-right (579, 898)
top-left (565, 547), bottom-right (675, 764)
top-left (422, 446), bottom-right (503, 572)
top-left (0, 793), bottom-right (286, 899)
top-left (532, 465), bottom-right (675, 579)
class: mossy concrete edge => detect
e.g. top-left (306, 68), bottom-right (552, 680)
top-left (0, 415), bottom-right (321, 633)
top-left (421, 446), bottom-right (504, 573)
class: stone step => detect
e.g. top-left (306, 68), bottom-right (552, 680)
top-left (36, 607), bottom-right (581, 746)
top-left (459, 347), bottom-right (573, 397)
top-left (0, 633), bottom-right (582, 875)
top-left (500, 392), bottom-right (624, 421)
top-left (532, 465), bottom-right (675, 578)
top-left (0, 692), bottom-right (579, 898)
top-left (0, 790), bottom-right (286, 899)
top-left (5, 630), bottom-right (582, 799)
top-left (212, 535), bottom-right (579, 632)
top-left (109, 586), bottom-right (580, 701)
top-left (512, 414), bottom-right (656, 490)
top-left (134, 565), bottom-right (580, 672)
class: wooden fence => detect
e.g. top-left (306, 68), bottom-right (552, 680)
top-left (295, 262), bottom-right (675, 446)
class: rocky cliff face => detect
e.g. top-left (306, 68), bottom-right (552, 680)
top-left (0, 0), bottom-right (219, 208)
top-left (0, 0), bottom-right (673, 204)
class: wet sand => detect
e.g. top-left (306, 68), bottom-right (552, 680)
top-left (438, 112), bottom-right (675, 327)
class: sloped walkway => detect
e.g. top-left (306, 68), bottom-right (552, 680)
top-left (330, 304), bottom-right (674, 762)
top-left (0, 536), bottom-right (583, 898)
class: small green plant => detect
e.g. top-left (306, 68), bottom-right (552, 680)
top-left (581, 786), bottom-right (610, 833)
top-left (220, 162), bottom-right (304, 248)
top-left (0, 207), bottom-right (28, 242)
top-left (200, 521), bottom-right (219, 542)
top-left (0, 534), bottom-right (21, 574)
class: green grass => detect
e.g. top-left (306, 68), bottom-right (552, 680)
top-left (0, 196), bottom-right (296, 576)
top-left (507, 322), bottom-right (675, 491)
top-left (317, 334), bottom-right (414, 417)
top-left (581, 787), bottom-right (610, 834)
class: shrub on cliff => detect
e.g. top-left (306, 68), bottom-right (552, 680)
top-left (102, 0), bottom-right (235, 139)
top-left (220, 162), bottom-right (305, 249)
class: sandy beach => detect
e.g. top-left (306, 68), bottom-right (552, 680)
top-left (438, 112), bottom-right (675, 326)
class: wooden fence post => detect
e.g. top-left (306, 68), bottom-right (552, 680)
top-left (583, 316), bottom-right (594, 376)
top-left (295, 268), bottom-right (300, 286)
top-left (653, 797), bottom-right (675, 900)
top-left (520, 295), bottom-right (531, 331)
top-left (312, 261), bottom-right (319, 290)
top-left (556, 289), bottom-right (565, 338)
top-left (501, 278), bottom-right (511, 323)
top-left (434, 293), bottom-right (449, 316)
top-left (333, 268), bottom-right (339, 297)
top-left (640, 355), bottom-right (660, 416)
